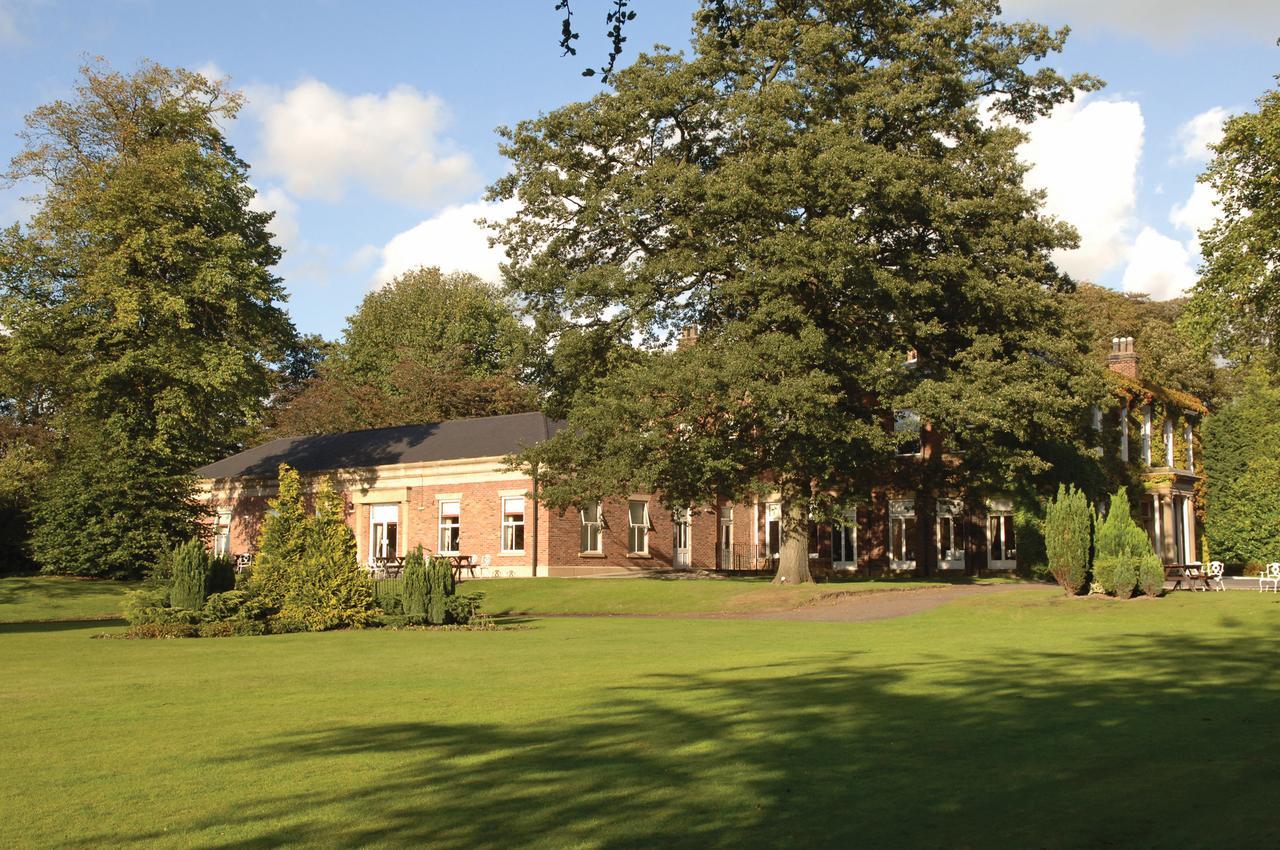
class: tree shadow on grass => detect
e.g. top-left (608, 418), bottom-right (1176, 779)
top-left (74, 630), bottom-right (1280, 850)
top-left (0, 618), bottom-right (125, 633)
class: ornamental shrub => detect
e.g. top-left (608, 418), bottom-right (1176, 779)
top-left (402, 547), bottom-right (428, 617)
top-left (1136, 551), bottom-right (1165, 597)
top-left (426, 555), bottom-right (455, 625)
top-left (1044, 485), bottom-right (1092, 595)
top-left (200, 590), bottom-right (267, 623)
top-left (123, 586), bottom-right (170, 625)
top-left (123, 622), bottom-right (198, 639)
top-left (1093, 556), bottom-right (1138, 598)
top-left (207, 554), bottom-right (236, 595)
top-left (445, 593), bottom-right (483, 625)
top-left (276, 480), bottom-right (375, 631)
top-left (374, 579), bottom-right (404, 615)
top-left (170, 540), bottom-right (211, 610)
top-left (251, 463), bottom-right (308, 608)
top-left (198, 618), bottom-right (268, 638)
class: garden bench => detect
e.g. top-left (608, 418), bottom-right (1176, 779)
top-left (1259, 563), bottom-right (1280, 593)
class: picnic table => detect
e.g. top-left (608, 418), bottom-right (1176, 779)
top-left (449, 554), bottom-right (476, 581)
top-left (1164, 563), bottom-right (1211, 592)
top-left (372, 556), bottom-right (405, 578)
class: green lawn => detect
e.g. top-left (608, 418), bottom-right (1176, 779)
top-left (467, 575), bottom-right (966, 615)
top-left (3, 583), bottom-right (1279, 849)
top-left (0, 575), bottom-right (138, 623)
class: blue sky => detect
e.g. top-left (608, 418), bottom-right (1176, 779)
top-left (1, 1), bottom-right (1277, 339)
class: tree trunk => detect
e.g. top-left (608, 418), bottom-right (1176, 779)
top-left (774, 498), bottom-right (813, 584)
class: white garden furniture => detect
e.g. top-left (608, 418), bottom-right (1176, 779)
top-left (1259, 563), bottom-right (1280, 593)
top-left (1205, 561), bottom-right (1226, 592)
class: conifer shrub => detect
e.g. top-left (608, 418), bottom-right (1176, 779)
top-left (250, 464), bottom-right (308, 608)
top-left (373, 579), bottom-right (404, 615)
top-left (1094, 487), bottom-right (1161, 598)
top-left (123, 586), bottom-right (171, 625)
top-left (200, 590), bottom-right (267, 623)
top-left (170, 539), bottom-right (211, 610)
top-left (207, 554), bottom-right (236, 595)
top-left (1044, 484), bottom-right (1092, 595)
top-left (1136, 551), bottom-right (1165, 597)
top-left (402, 547), bottom-right (428, 618)
top-left (198, 618), bottom-right (267, 638)
top-left (426, 555), bottom-right (455, 625)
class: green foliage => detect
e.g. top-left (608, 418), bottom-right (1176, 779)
top-left (122, 622), bottom-right (198, 639)
top-left (1014, 506), bottom-right (1047, 576)
top-left (170, 539), bottom-right (211, 610)
top-left (426, 555), bottom-right (454, 625)
top-left (200, 590), bottom-right (266, 624)
top-left (1184, 77), bottom-right (1280, 359)
top-left (251, 464), bottom-right (309, 608)
top-left (1095, 488), bottom-right (1151, 561)
top-left (444, 593), bottom-right (484, 626)
top-left (0, 62), bottom-right (298, 577)
top-left (1044, 485), bottom-right (1092, 595)
top-left (373, 578), bottom-right (404, 615)
top-left (1092, 556), bottom-right (1137, 599)
top-left (122, 586), bottom-right (171, 625)
top-left (1203, 371), bottom-right (1280, 567)
top-left (401, 547), bottom-right (427, 617)
top-left (493, 0), bottom-right (1104, 583)
top-left (263, 268), bottom-right (535, 438)
top-left (1136, 552), bottom-right (1165, 597)
top-left (198, 618), bottom-right (267, 638)
top-left (207, 555), bottom-right (236, 595)
top-left (274, 479), bottom-right (375, 631)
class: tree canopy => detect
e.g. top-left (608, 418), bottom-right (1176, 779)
top-left (0, 61), bottom-right (298, 576)
top-left (1184, 77), bottom-right (1280, 363)
top-left (493, 0), bottom-right (1105, 581)
top-left (263, 267), bottom-right (536, 437)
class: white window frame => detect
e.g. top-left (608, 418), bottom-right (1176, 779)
top-left (1164, 416), bottom-right (1175, 468)
top-left (579, 502), bottom-right (603, 554)
top-left (501, 496), bottom-right (525, 554)
top-left (889, 500), bottom-right (916, 571)
top-left (719, 505), bottom-right (734, 567)
top-left (438, 500), bottom-right (461, 555)
top-left (673, 507), bottom-right (692, 568)
top-left (764, 502), bottom-right (782, 561)
top-left (213, 510), bottom-right (232, 557)
top-left (1184, 422), bottom-right (1195, 469)
top-left (936, 499), bottom-right (965, 571)
top-left (831, 510), bottom-right (858, 568)
top-left (627, 499), bottom-right (650, 555)
top-left (370, 503), bottom-right (400, 562)
top-left (986, 501), bottom-right (1017, 570)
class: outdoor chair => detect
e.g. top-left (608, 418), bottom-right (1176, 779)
top-left (1259, 563), bottom-right (1280, 593)
top-left (1205, 561), bottom-right (1226, 591)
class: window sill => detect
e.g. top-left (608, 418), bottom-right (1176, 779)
top-left (578, 552), bottom-right (607, 559)
top-left (626, 553), bottom-right (652, 559)
top-left (499, 551), bottom-right (525, 556)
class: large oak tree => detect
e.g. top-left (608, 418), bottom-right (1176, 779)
top-left (493, 0), bottom-right (1104, 582)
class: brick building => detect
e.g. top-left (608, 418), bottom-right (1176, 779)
top-left (198, 339), bottom-right (1206, 577)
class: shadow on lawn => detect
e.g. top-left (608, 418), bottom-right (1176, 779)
top-left (0, 618), bottom-right (125, 633)
top-left (78, 629), bottom-right (1280, 850)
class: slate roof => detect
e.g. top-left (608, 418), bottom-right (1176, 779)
top-left (197, 412), bottom-right (560, 479)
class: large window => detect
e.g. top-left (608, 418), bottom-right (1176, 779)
top-left (213, 510), bottom-right (232, 557)
top-left (370, 504), bottom-right (399, 561)
top-left (1142, 405), bottom-right (1153, 466)
top-left (501, 496), bottom-right (525, 553)
top-left (628, 500), bottom-right (649, 555)
top-left (988, 512), bottom-right (1017, 568)
top-left (1164, 417), bottom-right (1175, 467)
top-left (831, 511), bottom-right (857, 567)
top-left (889, 501), bottom-right (916, 568)
top-left (438, 500), bottom-right (460, 554)
top-left (894, 410), bottom-right (922, 456)
top-left (580, 502), bottom-right (603, 553)
top-left (936, 500), bottom-right (964, 569)
top-left (1184, 422), bottom-right (1195, 469)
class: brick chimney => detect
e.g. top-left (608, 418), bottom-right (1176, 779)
top-left (677, 325), bottom-right (699, 350)
top-left (1107, 336), bottom-right (1139, 380)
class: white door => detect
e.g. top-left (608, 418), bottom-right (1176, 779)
top-left (987, 513), bottom-right (1016, 570)
top-left (674, 508), bottom-right (692, 569)
top-left (718, 506), bottom-right (733, 569)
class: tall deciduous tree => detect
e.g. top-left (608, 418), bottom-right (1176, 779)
top-left (492, 0), bottom-right (1103, 582)
top-left (1184, 78), bottom-right (1280, 362)
top-left (263, 267), bottom-right (536, 437)
top-left (0, 62), bottom-right (298, 575)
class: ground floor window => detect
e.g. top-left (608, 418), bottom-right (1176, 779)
top-left (890, 500), bottom-right (916, 569)
top-left (213, 510), bottom-right (232, 557)
top-left (831, 511), bottom-right (857, 566)
top-left (501, 496), bottom-right (525, 553)
top-left (719, 505), bottom-right (733, 567)
top-left (628, 500), bottom-right (650, 555)
top-left (673, 507), bottom-right (691, 568)
top-left (988, 512), bottom-right (1016, 568)
top-left (438, 500), bottom-right (460, 554)
top-left (580, 502), bottom-right (603, 553)
top-left (937, 500), bottom-right (964, 569)
top-left (371, 504), bottom-right (399, 561)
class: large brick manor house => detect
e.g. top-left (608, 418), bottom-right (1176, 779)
top-left (198, 337), bottom-right (1205, 577)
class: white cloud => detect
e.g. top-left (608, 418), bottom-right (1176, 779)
top-left (0, 7), bottom-right (18, 45)
top-left (1169, 181), bottom-right (1220, 242)
top-left (1001, 0), bottom-right (1280, 42)
top-left (250, 79), bottom-right (479, 207)
top-left (1120, 227), bottom-right (1198, 300)
top-left (1018, 94), bottom-right (1145, 281)
top-left (1176, 107), bottom-right (1230, 162)
top-left (374, 199), bottom-right (518, 287)
top-left (247, 185), bottom-right (300, 253)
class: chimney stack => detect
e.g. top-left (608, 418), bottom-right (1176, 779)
top-left (677, 325), bottom-right (699, 350)
top-left (1107, 336), bottom-right (1139, 380)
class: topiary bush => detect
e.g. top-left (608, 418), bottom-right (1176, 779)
top-left (170, 540), bottom-right (211, 610)
top-left (426, 555), bottom-right (454, 625)
top-left (402, 547), bottom-right (428, 617)
top-left (1044, 484), bottom-right (1092, 595)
